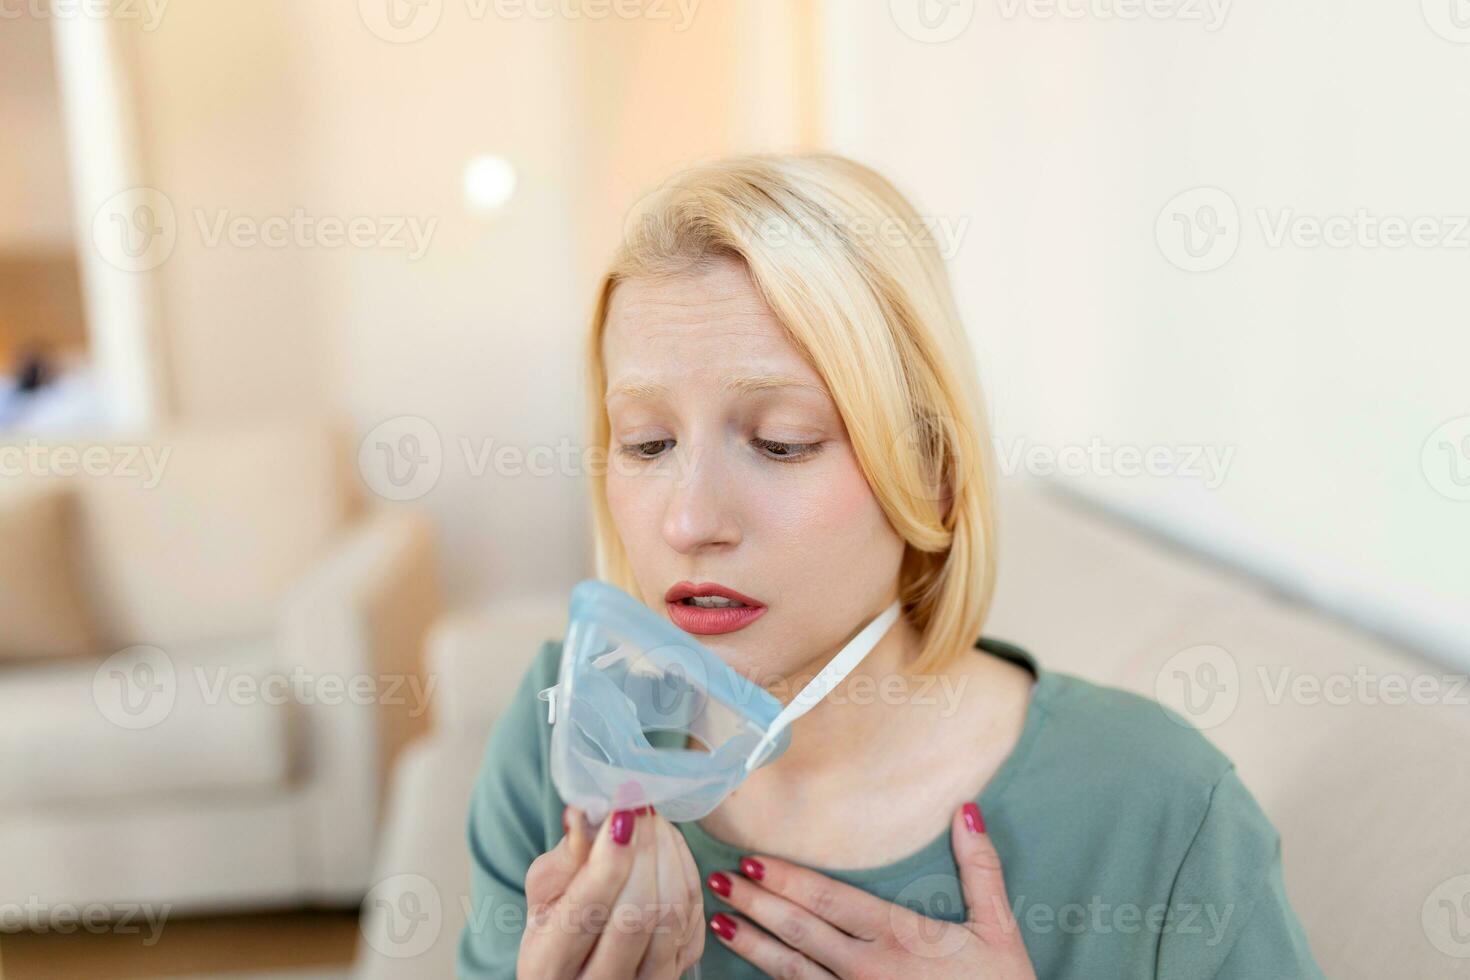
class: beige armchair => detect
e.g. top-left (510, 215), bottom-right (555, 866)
top-left (0, 421), bottom-right (441, 912)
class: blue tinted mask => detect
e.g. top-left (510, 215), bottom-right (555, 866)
top-left (538, 580), bottom-right (902, 825)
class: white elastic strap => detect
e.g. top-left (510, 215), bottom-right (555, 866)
top-left (743, 599), bottom-right (903, 772)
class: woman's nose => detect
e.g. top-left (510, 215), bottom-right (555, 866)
top-left (659, 444), bottom-right (741, 555)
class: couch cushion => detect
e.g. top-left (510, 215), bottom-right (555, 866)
top-left (0, 486), bottom-right (99, 662)
top-left (0, 635), bottom-right (297, 808)
top-left (989, 483), bottom-right (1470, 980)
top-left (0, 421), bottom-right (355, 649)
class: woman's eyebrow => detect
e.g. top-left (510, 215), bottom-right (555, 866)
top-left (606, 373), bottom-right (829, 402)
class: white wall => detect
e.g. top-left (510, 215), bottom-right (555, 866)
top-left (823, 2), bottom-right (1470, 668)
top-left (117, 3), bottom-right (816, 605)
top-left (0, 15), bottom-right (73, 250)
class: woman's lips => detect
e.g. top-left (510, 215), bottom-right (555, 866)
top-left (666, 601), bottom-right (768, 635)
top-left (663, 581), bottom-right (767, 635)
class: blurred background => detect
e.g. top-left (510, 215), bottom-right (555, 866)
top-left (1, 1), bottom-right (1467, 977)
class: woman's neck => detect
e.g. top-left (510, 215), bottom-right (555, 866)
top-left (752, 614), bottom-right (928, 784)
top-left (695, 623), bottom-right (1034, 867)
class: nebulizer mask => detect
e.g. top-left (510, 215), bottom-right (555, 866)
top-left (538, 579), bottom-right (902, 826)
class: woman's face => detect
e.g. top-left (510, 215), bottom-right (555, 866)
top-left (601, 253), bottom-right (908, 685)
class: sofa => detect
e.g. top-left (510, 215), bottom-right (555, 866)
top-left (0, 421), bottom-right (441, 912)
top-left (354, 481), bottom-right (1469, 979)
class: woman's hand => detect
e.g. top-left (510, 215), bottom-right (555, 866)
top-left (704, 803), bottom-right (1036, 979)
top-left (518, 806), bottom-right (706, 979)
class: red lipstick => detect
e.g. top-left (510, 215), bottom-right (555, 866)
top-left (664, 581), bottom-right (768, 635)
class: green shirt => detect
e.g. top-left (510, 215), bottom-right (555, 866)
top-left (459, 636), bottom-right (1324, 979)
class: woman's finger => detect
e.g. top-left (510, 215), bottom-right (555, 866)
top-left (524, 807), bottom-right (591, 910)
top-left (577, 808), bottom-right (662, 980)
top-left (950, 803), bottom-right (1024, 947)
top-left (730, 854), bottom-right (888, 940)
top-left (633, 815), bottom-right (695, 980)
top-left (707, 864), bottom-right (863, 975)
top-left (666, 817), bottom-right (707, 970)
top-left (707, 912), bottom-right (838, 979)
top-left (526, 808), bottom-right (644, 978)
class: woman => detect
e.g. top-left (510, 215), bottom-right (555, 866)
top-left (459, 154), bottom-right (1323, 978)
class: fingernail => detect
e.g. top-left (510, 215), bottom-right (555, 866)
top-left (611, 809), bottom-right (636, 845)
top-left (710, 912), bottom-right (737, 941)
top-left (708, 871), bottom-right (732, 897)
top-left (562, 808), bottom-right (570, 836)
top-left (739, 857), bottom-right (764, 881)
top-left (963, 802), bottom-right (985, 834)
top-left (634, 805), bottom-right (653, 815)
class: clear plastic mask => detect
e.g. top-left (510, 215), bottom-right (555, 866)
top-left (539, 579), bottom-right (901, 825)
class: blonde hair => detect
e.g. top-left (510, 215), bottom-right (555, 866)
top-left (586, 153), bottom-right (998, 675)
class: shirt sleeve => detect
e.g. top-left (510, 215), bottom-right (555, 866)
top-left (457, 643), bottom-right (560, 980)
top-left (1155, 767), bottom-right (1325, 979)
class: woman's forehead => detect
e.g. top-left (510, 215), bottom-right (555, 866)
top-left (603, 267), bottom-right (820, 387)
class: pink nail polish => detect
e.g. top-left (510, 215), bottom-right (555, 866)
top-left (710, 912), bottom-right (737, 941)
top-left (611, 809), bottom-right (635, 845)
top-left (739, 857), bottom-right (765, 881)
top-left (708, 871), bottom-right (732, 897)
top-left (963, 802), bottom-right (985, 834)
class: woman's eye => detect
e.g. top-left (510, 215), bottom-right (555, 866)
top-left (752, 437), bottom-right (823, 461)
top-left (619, 438), bottom-right (674, 460)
